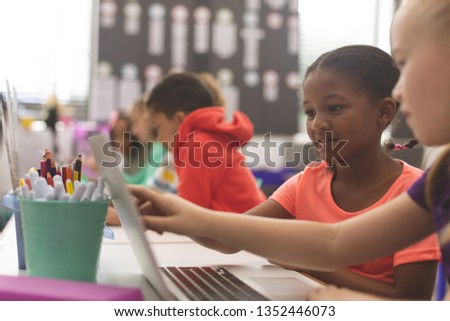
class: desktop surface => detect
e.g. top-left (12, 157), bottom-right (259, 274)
top-left (0, 219), bottom-right (299, 300)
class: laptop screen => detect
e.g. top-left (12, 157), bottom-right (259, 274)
top-left (0, 119), bottom-right (12, 196)
top-left (88, 134), bottom-right (173, 300)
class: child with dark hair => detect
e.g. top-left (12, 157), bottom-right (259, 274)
top-left (104, 97), bottom-right (173, 226)
top-left (118, 98), bottom-right (167, 186)
top-left (130, 45), bottom-right (441, 300)
top-left (147, 72), bottom-right (266, 213)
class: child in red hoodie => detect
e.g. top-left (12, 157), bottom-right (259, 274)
top-left (148, 72), bottom-right (266, 212)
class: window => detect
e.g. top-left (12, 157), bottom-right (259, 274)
top-left (296, 0), bottom-right (396, 133)
top-left (298, 0), bottom-right (395, 77)
top-left (0, 0), bottom-right (92, 105)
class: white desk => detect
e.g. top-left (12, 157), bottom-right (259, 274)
top-left (0, 219), bottom-right (274, 300)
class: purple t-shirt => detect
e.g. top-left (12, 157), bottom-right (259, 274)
top-left (407, 168), bottom-right (450, 283)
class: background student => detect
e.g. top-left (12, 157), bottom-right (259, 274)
top-left (127, 96), bottom-right (177, 192)
top-left (146, 72), bottom-right (266, 212)
top-left (112, 110), bottom-right (164, 186)
top-left (130, 45), bottom-right (441, 299)
top-left (101, 97), bottom-right (176, 225)
top-left (144, 72), bottom-right (227, 194)
top-left (85, 98), bottom-right (167, 187)
top-left (105, 72), bottom-right (239, 225)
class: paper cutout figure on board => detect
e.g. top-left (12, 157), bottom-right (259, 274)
top-left (266, 11), bottom-right (283, 30)
top-left (212, 9), bottom-right (237, 59)
top-left (241, 11), bottom-right (265, 70)
top-left (246, 0), bottom-right (261, 11)
top-left (171, 5), bottom-right (189, 69)
top-left (144, 64), bottom-right (163, 93)
top-left (193, 6), bottom-right (211, 54)
top-left (263, 70), bottom-right (280, 102)
top-left (243, 70), bottom-right (260, 88)
top-left (285, 71), bottom-right (300, 90)
top-left (264, 0), bottom-right (287, 10)
top-left (148, 3), bottom-right (166, 55)
top-left (91, 61), bottom-right (117, 121)
top-left (217, 68), bottom-right (240, 122)
top-left (287, 15), bottom-right (298, 55)
top-left (119, 63), bottom-right (142, 110)
top-left (289, 0), bottom-right (298, 13)
top-left (100, 0), bottom-right (117, 29)
top-left (123, 2), bottom-right (142, 35)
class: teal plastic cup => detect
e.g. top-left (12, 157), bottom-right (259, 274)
top-left (19, 199), bottom-right (109, 282)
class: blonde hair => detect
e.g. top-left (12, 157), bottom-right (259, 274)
top-left (402, 0), bottom-right (450, 37)
top-left (426, 144), bottom-right (450, 207)
top-left (441, 221), bottom-right (450, 245)
top-left (128, 95), bottom-right (148, 115)
top-left (425, 144), bottom-right (450, 245)
top-left (196, 73), bottom-right (226, 107)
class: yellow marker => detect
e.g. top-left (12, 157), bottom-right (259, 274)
top-left (19, 178), bottom-right (25, 187)
top-left (162, 169), bottom-right (175, 182)
top-left (66, 179), bottom-right (74, 195)
top-left (74, 171), bottom-right (79, 182)
top-left (440, 223), bottom-right (450, 246)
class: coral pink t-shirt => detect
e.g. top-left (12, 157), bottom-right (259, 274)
top-left (271, 161), bottom-right (441, 284)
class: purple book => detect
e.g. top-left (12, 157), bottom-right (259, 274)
top-left (0, 275), bottom-right (144, 300)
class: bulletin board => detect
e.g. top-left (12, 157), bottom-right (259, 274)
top-left (91, 0), bottom-right (300, 135)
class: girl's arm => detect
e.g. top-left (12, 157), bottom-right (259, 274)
top-left (304, 261), bottom-right (437, 300)
top-left (445, 286), bottom-right (450, 300)
top-left (189, 200), bottom-right (293, 253)
top-left (135, 187), bottom-right (435, 271)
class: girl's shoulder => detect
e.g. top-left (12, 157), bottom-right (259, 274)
top-left (299, 161), bottom-right (331, 181)
top-left (304, 160), bottom-right (328, 170)
top-left (397, 159), bottom-right (423, 178)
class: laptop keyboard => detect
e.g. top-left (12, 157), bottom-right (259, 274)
top-left (160, 266), bottom-right (268, 301)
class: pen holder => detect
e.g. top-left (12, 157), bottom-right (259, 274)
top-left (1, 193), bottom-right (26, 270)
top-left (19, 199), bottom-right (109, 282)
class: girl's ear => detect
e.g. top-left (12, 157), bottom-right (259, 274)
top-left (174, 111), bottom-right (187, 125)
top-left (377, 97), bottom-right (397, 127)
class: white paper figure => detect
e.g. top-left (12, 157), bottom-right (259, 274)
top-left (286, 71), bottom-right (300, 90)
top-left (266, 12), bottom-right (283, 30)
top-left (287, 15), bottom-right (298, 55)
top-left (193, 6), bottom-right (211, 54)
top-left (90, 61), bottom-right (117, 121)
top-left (119, 63), bottom-right (142, 110)
top-left (241, 11), bottom-right (265, 69)
top-left (217, 69), bottom-right (240, 122)
top-left (244, 70), bottom-right (260, 87)
top-left (144, 64), bottom-right (163, 93)
top-left (171, 5), bottom-right (189, 69)
top-left (263, 70), bottom-right (280, 102)
top-left (123, 2), bottom-right (142, 35)
top-left (246, 0), bottom-right (261, 11)
top-left (168, 66), bottom-right (185, 74)
top-left (147, 3), bottom-right (166, 55)
top-left (264, 0), bottom-right (287, 10)
top-left (289, 0), bottom-right (298, 13)
top-left (100, 0), bottom-right (117, 29)
top-left (212, 9), bottom-right (237, 59)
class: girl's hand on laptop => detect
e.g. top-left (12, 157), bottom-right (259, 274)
top-left (128, 185), bottom-right (210, 236)
top-left (267, 258), bottom-right (301, 271)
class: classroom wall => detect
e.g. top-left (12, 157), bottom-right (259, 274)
top-left (90, 0), bottom-right (300, 135)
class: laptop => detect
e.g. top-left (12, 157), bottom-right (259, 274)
top-left (88, 134), bottom-right (323, 300)
top-left (0, 120), bottom-right (12, 197)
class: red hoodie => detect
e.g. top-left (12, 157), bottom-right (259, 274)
top-left (173, 107), bottom-right (266, 212)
